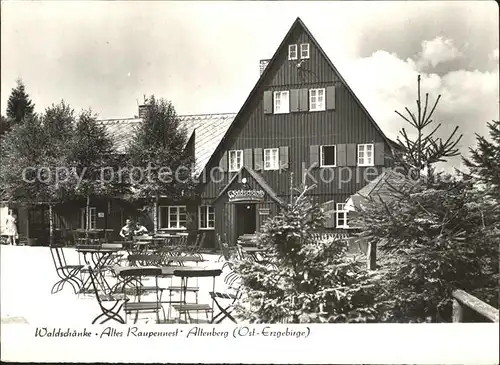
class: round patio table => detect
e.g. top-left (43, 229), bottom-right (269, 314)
top-left (77, 246), bottom-right (123, 293)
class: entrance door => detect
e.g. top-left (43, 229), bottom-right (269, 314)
top-left (235, 203), bottom-right (257, 238)
top-left (28, 206), bottom-right (50, 245)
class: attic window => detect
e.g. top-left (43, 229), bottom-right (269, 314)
top-left (300, 43), bottom-right (310, 59)
top-left (288, 44), bottom-right (298, 60)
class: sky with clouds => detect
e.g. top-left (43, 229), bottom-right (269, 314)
top-left (1, 1), bottom-right (498, 168)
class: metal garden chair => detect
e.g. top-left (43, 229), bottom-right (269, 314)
top-left (50, 243), bottom-right (84, 294)
top-left (88, 264), bottom-right (128, 324)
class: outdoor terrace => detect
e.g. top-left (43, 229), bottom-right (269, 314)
top-left (0, 244), bottom-right (236, 325)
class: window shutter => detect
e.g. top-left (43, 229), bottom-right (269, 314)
top-left (337, 144), bottom-right (347, 166)
top-left (324, 211), bottom-right (336, 228)
top-left (326, 86), bottom-right (336, 110)
top-left (299, 88), bottom-right (309, 111)
top-left (290, 89), bottom-right (299, 112)
top-left (346, 144), bottom-right (357, 166)
top-left (254, 148), bottom-right (263, 171)
top-left (309, 145), bottom-right (319, 168)
top-left (374, 142), bottom-right (385, 166)
top-left (279, 146), bottom-right (289, 169)
top-left (263, 91), bottom-right (273, 114)
top-left (243, 149), bottom-right (253, 169)
top-left (219, 151), bottom-right (228, 172)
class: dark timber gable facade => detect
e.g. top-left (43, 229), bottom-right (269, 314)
top-left (198, 17), bottom-right (396, 246)
top-left (10, 17), bottom-right (397, 248)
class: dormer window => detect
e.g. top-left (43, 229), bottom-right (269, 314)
top-left (288, 44), bottom-right (298, 60)
top-left (300, 43), bottom-right (310, 59)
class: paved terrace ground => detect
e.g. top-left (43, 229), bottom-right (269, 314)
top-left (0, 245), bottom-right (233, 325)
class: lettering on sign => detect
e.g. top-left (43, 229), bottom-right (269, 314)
top-left (259, 208), bottom-right (270, 215)
top-left (227, 189), bottom-right (265, 202)
top-left (98, 212), bottom-right (105, 218)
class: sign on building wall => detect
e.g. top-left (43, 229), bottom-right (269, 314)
top-left (228, 189), bottom-right (265, 202)
top-left (258, 208), bottom-right (270, 215)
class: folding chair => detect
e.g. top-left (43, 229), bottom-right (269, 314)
top-left (217, 234), bottom-right (239, 263)
top-left (88, 264), bottom-right (128, 324)
top-left (172, 268), bottom-right (222, 324)
top-left (210, 267), bottom-right (242, 324)
top-left (50, 244), bottom-right (84, 294)
top-left (119, 267), bottom-right (167, 324)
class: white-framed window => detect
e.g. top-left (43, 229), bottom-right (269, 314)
top-left (264, 148), bottom-right (280, 170)
top-left (300, 43), bottom-right (310, 59)
top-left (336, 203), bottom-right (349, 228)
top-left (79, 207), bottom-right (96, 230)
top-left (229, 150), bottom-right (243, 172)
top-left (159, 206), bottom-right (187, 229)
top-left (320, 145), bottom-right (336, 167)
top-left (273, 91), bottom-right (289, 114)
top-left (198, 205), bottom-right (215, 230)
top-left (358, 144), bottom-right (374, 166)
top-left (309, 88), bottom-right (325, 111)
top-left (288, 44), bottom-right (298, 60)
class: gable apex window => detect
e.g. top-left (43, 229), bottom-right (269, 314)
top-left (300, 43), bottom-right (310, 59)
top-left (264, 148), bottom-right (280, 170)
top-left (358, 144), bottom-right (374, 166)
top-left (288, 44), bottom-right (298, 60)
top-left (336, 203), bottom-right (349, 228)
top-left (320, 145), bottom-right (336, 167)
top-left (274, 91), bottom-right (290, 114)
top-left (229, 150), bottom-right (243, 172)
top-left (309, 88), bottom-right (325, 111)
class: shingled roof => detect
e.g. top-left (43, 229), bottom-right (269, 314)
top-left (345, 169), bottom-right (417, 211)
top-left (97, 113), bottom-right (236, 174)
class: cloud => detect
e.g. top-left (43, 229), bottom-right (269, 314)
top-left (489, 48), bottom-right (499, 61)
top-left (338, 49), bottom-right (499, 169)
top-left (418, 36), bottom-right (463, 68)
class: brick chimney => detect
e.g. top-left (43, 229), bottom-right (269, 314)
top-left (138, 104), bottom-right (149, 119)
top-left (259, 59), bottom-right (271, 76)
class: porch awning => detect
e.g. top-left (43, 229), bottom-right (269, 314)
top-left (214, 166), bottom-right (285, 205)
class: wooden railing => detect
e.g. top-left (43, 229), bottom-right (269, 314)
top-left (452, 289), bottom-right (499, 323)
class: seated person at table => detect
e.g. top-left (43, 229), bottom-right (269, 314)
top-left (119, 219), bottom-right (134, 240)
top-left (134, 221), bottom-right (149, 236)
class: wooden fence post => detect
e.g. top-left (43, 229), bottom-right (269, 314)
top-left (452, 298), bottom-right (464, 322)
top-left (367, 241), bottom-right (376, 270)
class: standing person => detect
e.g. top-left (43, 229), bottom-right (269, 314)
top-left (119, 218), bottom-right (134, 240)
top-left (5, 210), bottom-right (18, 245)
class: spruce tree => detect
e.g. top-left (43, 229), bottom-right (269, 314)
top-left (394, 75), bottom-right (462, 180)
top-left (6, 79), bottom-right (35, 125)
top-left (463, 120), bottom-right (500, 196)
top-left (0, 115), bottom-right (10, 137)
top-left (353, 77), bottom-right (498, 322)
top-left (234, 185), bottom-right (380, 323)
